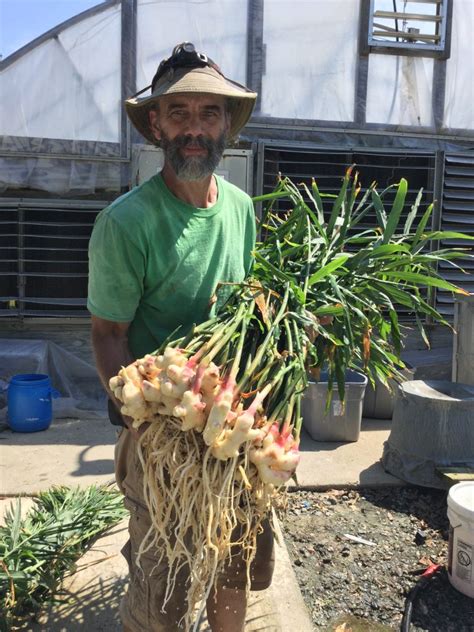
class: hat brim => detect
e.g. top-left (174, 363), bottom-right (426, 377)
top-left (125, 66), bottom-right (257, 145)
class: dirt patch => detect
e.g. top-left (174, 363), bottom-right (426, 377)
top-left (281, 487), bottom-right (474, 631)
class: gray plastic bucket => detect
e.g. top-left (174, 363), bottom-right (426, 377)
top-left (302, 370), bottom-right (368, 442)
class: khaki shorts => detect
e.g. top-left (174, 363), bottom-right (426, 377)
top-left (115, 429), bottom-right (274, 632)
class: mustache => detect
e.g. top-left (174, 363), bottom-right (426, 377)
top-left (172, 135), bottom-right (214, 150)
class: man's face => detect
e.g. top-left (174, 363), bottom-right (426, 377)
top-left (149, 93), bottom-right (230, 181)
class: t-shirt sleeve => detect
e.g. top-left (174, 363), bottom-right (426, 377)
top-left (87, 211), bottom-right (145, 322)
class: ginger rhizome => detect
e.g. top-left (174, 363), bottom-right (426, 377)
top-left (110, 285), bottom-right (307, 630)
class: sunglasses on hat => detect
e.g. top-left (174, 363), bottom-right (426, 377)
top-left (134, 42), bottom-right (223, 99)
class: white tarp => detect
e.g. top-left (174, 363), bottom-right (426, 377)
top-left (261, 0), bottom-right (359, 121)
top-left (136, 0), bottom-right (248, 92)
top-left (0, 4), bottom-right (121, 143)
top-left (366, 55), bottom-right (434, 127)
top-left (1, 0), bottom-right (473, 140)
top-left (444, 0), bottom-right (474, 130)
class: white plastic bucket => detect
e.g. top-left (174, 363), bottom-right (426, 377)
top-left (447, 482), bottom-right (474, 598)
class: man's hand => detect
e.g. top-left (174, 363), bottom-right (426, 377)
top-left (90, 315), bottom-right (139, 428)
top-left (123, 415), bottom-right (150, 441)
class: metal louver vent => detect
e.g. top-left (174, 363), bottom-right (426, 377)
top-left (261, 144), bottom-right (436, 321)
top-left (436, 153), bottom-right (474, 317)
top-left (0, 198), bottom-right (107, 318)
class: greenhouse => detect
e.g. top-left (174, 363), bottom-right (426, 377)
top-left (1, 4), bottom-right (474, 630)
top-left (0, 0), bottom-right (473, 322)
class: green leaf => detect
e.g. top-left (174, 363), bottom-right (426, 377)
top-left (251, 190), bottom-right (290, 203)
top-left (311, 178), bottom-right (325, 224)
top-left (253, 251), bottom-right (292, 283)
top-left (404, 188), bottom-right (423, 234)
top-left (313, 304), bottom-right (345, 317)
top-left (421, 230), bottom-right (474, 242)
top-left (348, 243), bottom-right (410, 270)
top-left (381, 270), bottom-right (469, 294)
top-left (383, 178), bottom-right (408, 244)
top-left (371, 189), bottom-right (387, 231)
top-left (389, 309), bottom-right (401, 356)
top-left (411, 203), bottom-right (434, 251)
top-left (308, 255), bottom-right (350, 286)
top-left (327, 167), bottom-right (352, 237)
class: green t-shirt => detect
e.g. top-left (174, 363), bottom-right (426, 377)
top-left (87, 173), bottom-right (256, 358)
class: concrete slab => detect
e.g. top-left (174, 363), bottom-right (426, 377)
top-left (0, 416), bottom-right (117, 495)
top-left (1, 415), bottom-right (402, 496)
top-left (294, 418), bottom-right (403, 490)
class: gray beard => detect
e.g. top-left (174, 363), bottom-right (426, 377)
top-left (160, 131), bottom-right (227, 181)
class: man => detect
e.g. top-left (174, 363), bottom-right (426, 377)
top-left (87, 43), bottom-right (274, 632)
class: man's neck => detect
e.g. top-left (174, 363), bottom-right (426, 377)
top-left (161, 164), bottom-right (218, 208)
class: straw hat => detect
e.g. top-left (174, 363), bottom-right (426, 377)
top-left (125, 43), bottom-right (257, 145)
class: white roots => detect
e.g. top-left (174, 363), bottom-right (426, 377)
top-left (136, 418), bottom-right (280, 631)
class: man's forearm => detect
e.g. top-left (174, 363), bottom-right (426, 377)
top-left (92, 330), bottom-right (134, 403)
top-left (90, 317), bottom-right (147, 436)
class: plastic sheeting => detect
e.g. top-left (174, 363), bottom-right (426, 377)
top-left (1, 0), bottom-right (473, 139)
top-left (1, 0), bottom-right (473, 197)
top-left (444, 0), bottom-right (474, 130)
top-left (366, 55), bottom-right (434, 127)
top-left (0, 156), bottom-right (122, 195)
top-left (0, 339), bottom-right (107, 422)
top-left (0, 4), bottom-right (121, 143)
top-left (261, 0), bottom-right (359, 121)
top-left (136, 0), bottom-right (248, 90)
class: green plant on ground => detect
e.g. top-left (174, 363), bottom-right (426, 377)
top-left (0, 485), bottom-right (128, 631)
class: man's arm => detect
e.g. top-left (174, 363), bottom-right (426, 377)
top-left (90, 315), bottom-right (137, 434)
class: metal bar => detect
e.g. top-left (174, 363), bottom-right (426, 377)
top-left (0, 312), bottom-right (89, 319)
top-left (368, 44), bottom-right (445, 57)
top-left (442, 0), bottom-right (453, 60)
top-left (429, 149), bottom-right (446, 318)
top-left (374, 11), bottom-right (442, 21)
top-left (17, 234), bottom-right (90, 240)
top-left (0, 316), bottom-right (89, 323)
top-left (16, 272), bottom-right (88, 277)
top-left (0, 151), bottom-right (129, 163)
top-left (254, 140), bottom-right (266, 223)
top-left (432, 58), bottom-right (447, 131)
top-left (16, 222), bottom-right (94, 227)
top-left (246, 0), bottom-right (265, 113)
top-left (17, 206), bottom-right (25, 319)
top-left (246, 117), bottom-right (474, 142)
top-left (372, 31), bottom-right (440, 41)
top-left (355, 0), bottom-right (370, 124)
top-left (373, 22), bottom-right (399, 32)
top-left (121, 0), bottom-right (137, 191)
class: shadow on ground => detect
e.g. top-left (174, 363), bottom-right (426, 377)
top-left (13, 575), bottom-right (126, 632)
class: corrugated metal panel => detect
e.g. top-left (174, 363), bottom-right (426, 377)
top-left (437, 153), bottom-right (474, 317)
top-left (0, 198), bottom-right (107, 317)
top-left (262, 145), bottom-right (436, 321)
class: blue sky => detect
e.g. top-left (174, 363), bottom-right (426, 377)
top-left (0, 0), bottom-right (104, 59)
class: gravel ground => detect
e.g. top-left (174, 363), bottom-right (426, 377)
top-left (281, 487), bottom-right (474, 631)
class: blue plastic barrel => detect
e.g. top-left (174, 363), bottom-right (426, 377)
top-left (7, 374), bottom-right (60, 432)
